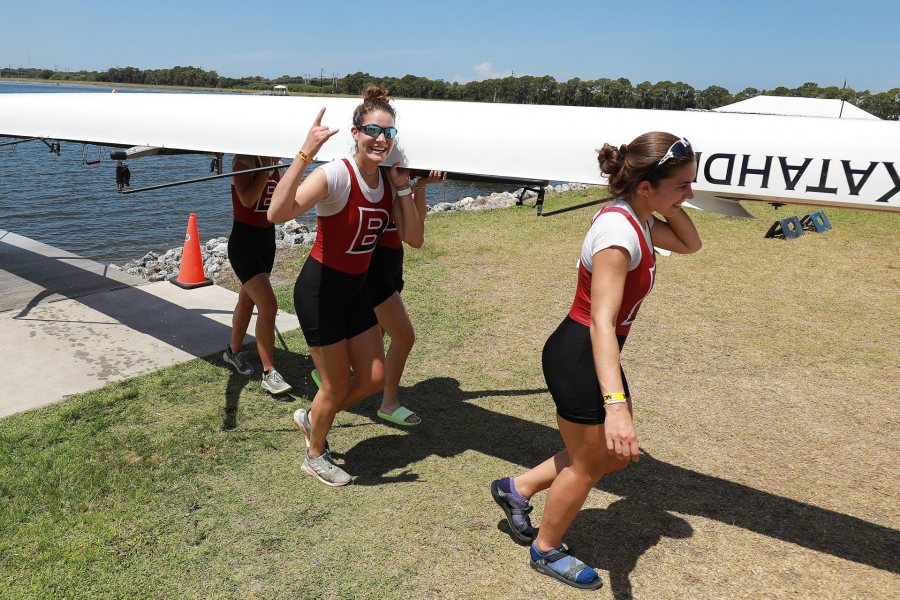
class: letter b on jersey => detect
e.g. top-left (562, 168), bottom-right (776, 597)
top-left (349, 207), bottom-right (390, 254)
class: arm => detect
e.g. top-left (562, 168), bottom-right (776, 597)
top-left (650, 208), bottom-right (702, 254)
top-left (233, 156), bottom-right (276, 209)
top-left (388, 163), bottom-right (424, 248)
top-left (267, 107), bottom-right (339, 224)
top-left (412, 170), bottom-right (447, 222)
top-left (589, 247), bottom-right (640, 462)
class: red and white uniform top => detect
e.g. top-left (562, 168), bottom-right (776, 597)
top-left (377, 221), bottom-right (402, 249)
top-left (568, 199), bottom-right (656, 336)
top-left (310, 158), bottom-right (395, 274)
top-left (231, 155), bottom-right (280, 229)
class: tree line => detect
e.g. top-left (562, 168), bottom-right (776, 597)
top-left (3, 65), bottom-right (897, 119)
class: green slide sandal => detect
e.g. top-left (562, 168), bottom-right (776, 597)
top-left (376, 406), bottom-right (421, 427)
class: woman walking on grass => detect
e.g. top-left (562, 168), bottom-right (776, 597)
top-left (268, 86), bottom-right (424, 486)
top-left (491, 132), bottom-right (702, 589)
top-left (360, 168), bottom-right (444, 426)
top-left (222, 154), bottom-right (292, 396)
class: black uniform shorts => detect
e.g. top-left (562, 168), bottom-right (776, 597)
top-left (366, 245), bottom-right (404, 307)
top-left (541, 316), bottom-right (630, 425)
top-left (294, 257), bottom-right (378, 347)
top-left (227, 221), bottom-right (275, 284)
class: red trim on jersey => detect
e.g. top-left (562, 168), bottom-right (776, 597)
top-left (231, 158), bottom-right (279, 229)
top-left (568, 206), bottom-right (656, 335)
top-left (309, 158), bottom-right (394, 274)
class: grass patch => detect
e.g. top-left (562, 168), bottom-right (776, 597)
top-left (1, 195), bottom-right (897, 599)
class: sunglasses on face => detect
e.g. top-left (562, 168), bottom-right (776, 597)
top-left (657, 137), bottom-right (691, 166)
top-left (355, 124), bottom-right (398, 140)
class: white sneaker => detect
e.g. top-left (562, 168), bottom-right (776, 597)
top-left (261, 368), bottom-right (292, 395)
top-left (302, 449), bottom-right (351, 487)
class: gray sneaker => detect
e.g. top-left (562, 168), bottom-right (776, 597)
top-left (223, 346), bottom-right (253, 376)
top-left (261, 368), bottom-right (292, 395)
top-left (292, 408), bottom-right (329, 451)
top-left (302, 449), bottom-right (351, 487)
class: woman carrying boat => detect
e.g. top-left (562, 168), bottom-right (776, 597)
top-left (491, 132), bottom-right (702, 589)
top-left (222, 154), bottom-right (292, 396)
top-left (358, 167), bottom-right (444, 427)
top-left (268, 85), bottom-right (424, 486)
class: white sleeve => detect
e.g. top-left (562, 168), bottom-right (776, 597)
top-left (581, 212), bottom-right (642, 272)
top-left (316, 160), bottom-right (352, 217)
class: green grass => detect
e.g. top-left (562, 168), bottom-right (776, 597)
top-left (1, 194), bottom-right (898, 599)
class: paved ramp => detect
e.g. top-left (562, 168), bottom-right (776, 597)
top-left (0, 229), bottom-right (299, 418)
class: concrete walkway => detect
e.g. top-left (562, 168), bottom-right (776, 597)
top-left (0, 229), bottom-right (299, 418)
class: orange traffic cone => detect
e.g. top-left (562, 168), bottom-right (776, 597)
top-left (172, 212), bottom-right (213, 289)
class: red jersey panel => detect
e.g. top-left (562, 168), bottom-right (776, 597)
top-left (231, 157), bottom-right (279, 229)
top-left (568, 206), bottom-right (656, 335)
top-left (378, 222), bottom-right (402, 249)
top-left (310, 159), bottom-right (394, 274)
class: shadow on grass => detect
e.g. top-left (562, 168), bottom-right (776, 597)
top-left (342, 375), bottom-right (899, 595)
top-left (215, 345), bottom-right (315, 431)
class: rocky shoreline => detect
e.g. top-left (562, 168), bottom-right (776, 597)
top-left (112, 183), bottom-right (599, 283)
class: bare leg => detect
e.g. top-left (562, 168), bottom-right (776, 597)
top-left (236, 273), bottom-right (278, 371)
top-left (230, 287), bottom-right (254, 355)
top-left (533, 415), bottom-right (629, 553)
top-left (513, 449), bottom-right (570, 499)
top-left (307, 325), bottom-right (385, 457)
top-left (373, 293), bottom-right (418, 423)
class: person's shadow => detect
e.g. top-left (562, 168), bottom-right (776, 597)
top-left (341, 376), bottom-right (899, 585)
top-left (218, 345), bottom-right (315, 431)
top-left (570, 498), bottom-right (692, 599)
top-left (340, 376), bottom-right (550, 484)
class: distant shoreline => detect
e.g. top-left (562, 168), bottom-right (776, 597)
top-left (0, 76), bottom-right (356, 97)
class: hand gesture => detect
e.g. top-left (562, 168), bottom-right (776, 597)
top-left (389, 162), bottom-right (412, 189)
top-left (300, 107), bottom-right (339, 159)
top-left (604, 404), bottom-right (639, 462)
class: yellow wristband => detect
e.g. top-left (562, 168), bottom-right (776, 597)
top-left (297, 149), bottom-right (313, 163)
top-left (603, 392), bottom-right (627, 405)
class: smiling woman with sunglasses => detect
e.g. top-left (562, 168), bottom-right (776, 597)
top-left (267, 85), bottom-right (425, 486)
top-left (491, 132), bottom-right (702, 589)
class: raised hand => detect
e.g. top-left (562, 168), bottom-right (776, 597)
top-left (301, 107), bottom-right (339, 159)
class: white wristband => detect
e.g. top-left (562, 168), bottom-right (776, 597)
top-left (396, 186), bottom-right (413, 197)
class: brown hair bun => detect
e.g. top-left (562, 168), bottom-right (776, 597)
top-left (597, 143), bottom-right (625, 178)
top-left (354, 84), bottom-right (396, 126)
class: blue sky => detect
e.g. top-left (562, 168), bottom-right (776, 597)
top-left (2, 0), bottom-right (898, 92)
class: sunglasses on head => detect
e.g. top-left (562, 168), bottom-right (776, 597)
top-left (355, 123), bottom-right (398, 140)
top-left (657, 137), bottom-right (691, 166)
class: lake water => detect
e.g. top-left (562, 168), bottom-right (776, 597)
top-left (0, 80), bottom-right (527, 262)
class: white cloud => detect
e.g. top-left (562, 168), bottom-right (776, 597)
top-left (472, 61), bottom-right (511, 81)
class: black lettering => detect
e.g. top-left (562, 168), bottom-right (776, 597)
top-left (876, 162), bottom-right (900, 203)
top-left (841, 161), bottom-right (878, 196)
top-left (738, 155), bottom-right (773, 188)
top-left (703, 153), bottom-right (735, 186)
top-left (805, 159), bottom-right (839, 194)
top-left (778, 157), bottom-right (812, 191)
top-left (693, 152), bottom-right (701, 182)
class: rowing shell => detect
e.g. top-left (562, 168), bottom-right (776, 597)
top-left (1, 93), bottom-right (898, 215)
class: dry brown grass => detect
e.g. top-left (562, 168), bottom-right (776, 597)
top-left (392, 198), bottom-right (900, 599)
